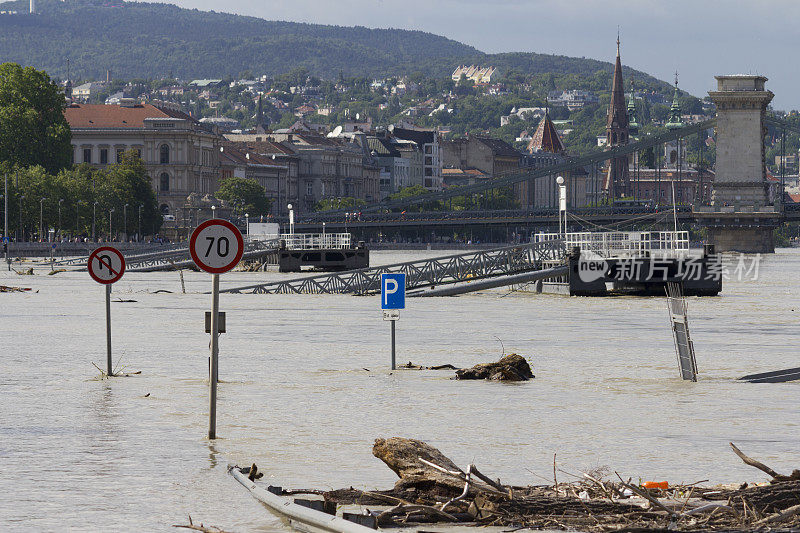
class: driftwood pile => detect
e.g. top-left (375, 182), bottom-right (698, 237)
top-left (314, 438), bottom-right (800, 531)
top-left (400, 354), bottom-right (534, 381)
top-left (0, 285), bottom-right (32, 292)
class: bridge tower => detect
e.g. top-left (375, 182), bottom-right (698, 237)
top-left (695, 75), bottom-right (781, 253)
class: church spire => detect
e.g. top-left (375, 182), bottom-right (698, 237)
top-left (606, 34), bottom-right (629, 141)
top-left (604, 34), bottom-right (631, 198)
top-left (666, 71), bottom-right (683, 130)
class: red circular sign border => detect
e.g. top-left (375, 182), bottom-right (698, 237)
top-left (189, 219), bottom-right (244, 274)
top-left (88, 246), bottom-right (126, 285)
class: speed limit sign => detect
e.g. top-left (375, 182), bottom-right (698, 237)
top-left (189, 219), bottom-right (244, 274)
top-left (87, 246), bottom-right (126, 284)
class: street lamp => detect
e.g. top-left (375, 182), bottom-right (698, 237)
top-left (211, 205), bottom-right (217, 219)
top-left (76, 201), bottom-right (82, 238)
top-left (18, 195), bottom-right (24, 242)
top-left (109, 207), bottom-right (115, 241)
top-left (58, 198), bottom-right (64, 240)
top-left (123, 203), bottom-right (129, 242)
top-left (92, 201), bottom-right (98, 241)
top-left (39, 197), bottom-right (47, 242)
top-left (287, 203), bottom-right (294, 235)
top-left (138, 204), bottom-right (143, 242)
top-left (556, 176), bottom-right (566, 236)
top-left (245, 213), bottom-right (249, 237)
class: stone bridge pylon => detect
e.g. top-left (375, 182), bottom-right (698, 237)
top-left (695, 75), bottom-right (782, 253)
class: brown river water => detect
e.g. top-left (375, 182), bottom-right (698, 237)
top-left (1, 249), bottom-right (799, 531)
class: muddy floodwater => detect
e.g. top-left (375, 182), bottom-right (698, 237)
top-left (1, 249), bottom-right (799, 531)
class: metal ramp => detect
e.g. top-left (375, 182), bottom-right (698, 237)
top-left (53, 242), bottom-right (188, 267)
top-left (666, 281), bottom-right (698, 381)
top-left (221, 240), bottom-right (564, 295)
top-left (126, 239), bottom-right (280, 272)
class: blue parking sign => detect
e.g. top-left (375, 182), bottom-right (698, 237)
top-left (381, 273), bottom-right (406, 310)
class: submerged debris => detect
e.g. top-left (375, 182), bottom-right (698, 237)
top-left (398, 362), bottom-right (458, 370)
top-left (309, 438), bottom-right (800, 531)
top-left (0, 285), bottom-right (32, 293)
top-left (454, 353), bottom-right (534, 381)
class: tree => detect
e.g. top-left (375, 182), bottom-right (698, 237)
top-left (0, 63), bottom-right (72, 173)
top-left (216, 176), bottom-right (272, 216)
top-left (314, 197), bottom-right (366, 211)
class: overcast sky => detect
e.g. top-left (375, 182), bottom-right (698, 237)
top-left (160, 0), bottom-right (799, 109)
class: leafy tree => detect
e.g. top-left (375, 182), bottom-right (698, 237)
top-left (216, 176), bottom-right (272, 216)
top-left (0, 62), bottom-right (72, 173)
top-left (4, 152), bottom-right (161, 240)
top-left (387, 185), bottom-right (441, 212)
top-left (314, 197), bottom-right (366, 211)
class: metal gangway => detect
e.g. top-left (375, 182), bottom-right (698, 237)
top-left (534, 231), bottom-right (690, 258)
top-left (221, 239), bottom-right (564, 295)
top-left (125, 238), bottom-right (281, 272)
top-left (246, 233), bottom-right (351, 249)
top-left (54, 242), bottom-right (188, 266)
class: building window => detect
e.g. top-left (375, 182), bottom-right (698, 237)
top-left (83, 148), bottom-right (92, 163)
top-left (425, 156), bottom-right (432, 166)
top-left (425, 168), bottom-right (432, 176)
top-left (116, 148), bottom-right (125, 162)
top-left (306, 182), bottom-right (313, 196)
top-left (160, 144), bottom-right (170, 164)
top-left (425, 145), bottom-right (432, 154)
top-left (160, 172), bottom-right (170, 192)
top-left (100, 148), bottom-right (108, 164)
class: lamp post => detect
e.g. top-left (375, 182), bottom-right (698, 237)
top-left (76, 201), bottom-right (82, 238)
top-left (92, 201), bottom-right (98, 241)
top-left (58, 198), bottom-right (64, 240)
top-left (3, 173), bottom-right (8, 270)
top-left (109, 208), bottom-right (114, 241)
top-left (245, 213), bottom-right (249, 237)
top-left (39, 197), bottom-right (46, 241)
top-left (211, 205), bottom-right (216, 219)
top-left (138, 204), bottom-right (142, 242)
top-left (18, 195), bottom-right (24, 242)
top-left (287, 203), bottom-right (294, 235)
top-left (556, 176), bottom-right (566, 237)
top-left (123, 203), bottom-right (129, 242)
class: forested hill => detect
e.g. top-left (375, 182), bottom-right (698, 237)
top-left (0, 0), bottom-right (670, 92)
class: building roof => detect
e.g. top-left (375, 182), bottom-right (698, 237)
top-left (391, 126), bottom-right (435, 145)
top-left (527, 113), bottom-right (565, 155)
top-left (366, 137), bottom-right (401, 157)
top-left (222, 140), bottom-right (297, 157)
top-left (474, 136), bottom-right (520, 158)
top-left (219, 146), bottom-right (285, 168)
top-left (64, 103), bottom-right (194, 129)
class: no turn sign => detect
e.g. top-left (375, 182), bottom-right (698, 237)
top-left (190, 219), bottom-right (244, 274)
top-left (88, 246), bottom-right (126, 284)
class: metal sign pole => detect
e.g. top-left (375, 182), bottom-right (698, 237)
top-left (391, 319), bottom-right (396, 370)
top-left (209, 273), bottom-right (220, 440)
top-left (105, 284), bottom-right (113, 376)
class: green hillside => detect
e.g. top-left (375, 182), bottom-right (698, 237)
top-left (0, 0), bottom-right (670, 93)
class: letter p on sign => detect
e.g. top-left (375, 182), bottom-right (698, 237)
top-left (381, 273), bottom-right (406, 310)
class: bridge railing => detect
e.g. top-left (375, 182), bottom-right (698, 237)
top-left (535, 231), bottom-right (690, 258)
top-left (247, 233), bottom-right (352, 249)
